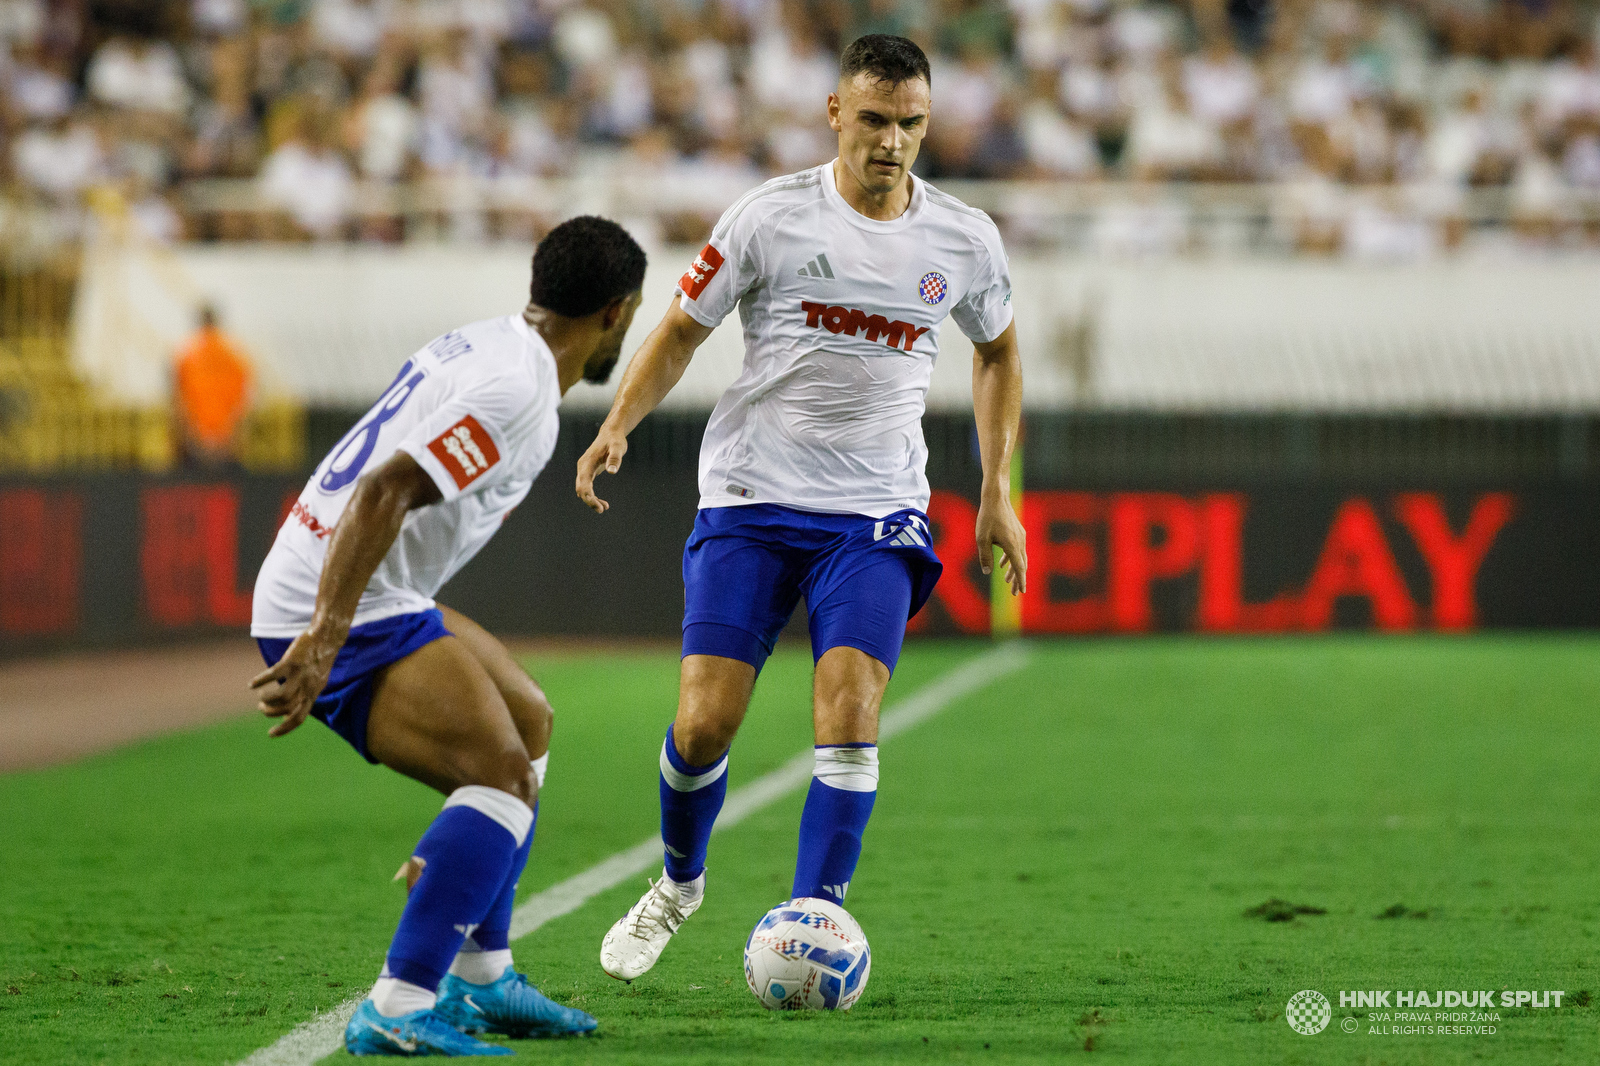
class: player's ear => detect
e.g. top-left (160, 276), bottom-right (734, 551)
top-left (599, 292), bottom-right (634, 331)
top-left (826, 92), bottom-right (843, 133)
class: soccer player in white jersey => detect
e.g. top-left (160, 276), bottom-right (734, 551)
top-left (250, 217), bottom-right (644, 1055)
top-left (575, 35), bottom-right (1027, 983)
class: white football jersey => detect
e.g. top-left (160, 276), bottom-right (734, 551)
top-left (251, 315), bottom-right (560, 638)
top-left (677, 160), bottom-right (1013, 519)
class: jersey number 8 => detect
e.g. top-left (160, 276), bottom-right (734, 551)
top-left (318, 360), bottom-right (428, 494)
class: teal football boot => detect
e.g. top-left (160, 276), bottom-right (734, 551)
top-left (435, 969), bottom-right (598, 1037)
top-left (344, 998), bottom-right (513, 1056)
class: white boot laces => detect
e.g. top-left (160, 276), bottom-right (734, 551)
top-left (628, 878), bottom-right (688, 938)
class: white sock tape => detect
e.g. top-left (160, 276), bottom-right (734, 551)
top-left (443, 785), bottom-right (534, 846)
top-left (813, 745), bottom-right (879, 793)
top-left (659, 740), bottom-right (729, 793)
top-left (530, 753), bottom-right (548, 791)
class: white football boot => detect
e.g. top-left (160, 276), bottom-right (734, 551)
top-left (599, 870), bottom-right (703, 981)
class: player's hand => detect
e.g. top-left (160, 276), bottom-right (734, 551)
top-left (249, 628), bottom-right (341, 738)
top-left (976, 492), bottom-right (1027, 597)
top-left (575, 426), bottom-right (628, 514)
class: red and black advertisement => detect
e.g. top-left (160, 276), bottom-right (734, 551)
top-left (0, 473), bottom-right (1596, 657)
top-left (912, 488), bottom-right (1597, 635)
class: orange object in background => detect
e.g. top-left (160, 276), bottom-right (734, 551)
top-left (175, 308), bottom-right (253, 459)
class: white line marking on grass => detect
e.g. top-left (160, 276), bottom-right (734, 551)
top-left (234, 642), bottom-right (1029, 1066)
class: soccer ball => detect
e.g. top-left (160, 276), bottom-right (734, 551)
top-left (743, 897), bottom-right (871, 1010)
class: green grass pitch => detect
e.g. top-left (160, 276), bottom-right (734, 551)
top-left (2, 636), bottom-right (1598, 1064)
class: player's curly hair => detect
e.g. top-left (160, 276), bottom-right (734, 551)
top-left (529, 216), bottom-right (647, 318)
top-left (840, 34), bottom-right (930, 89)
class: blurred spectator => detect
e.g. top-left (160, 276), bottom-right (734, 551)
top-left (258, 111), bottom-right (353, 238)
top-left (182, 33), bottom-right (261, 179)
top-left (1022, 80), bottom-right (1101, 177)
top-left (11, 115), bottom-right (102, 200)
top-left (1184, 36), bottom-right (1259, 129)
top-left (1536, 36), bottom-right (1600, 134)
top-left (0, 0), bottom-right (45, 47)
top-left (173, 304), bottom-right (254, 469)
top-left (1509, 139), bottom-right (1567, 243)
top-left (1126, 66), bottom-right (1225, 180)
top-left (346, 48), bottom-right (417, 180)
top-left (191, 0), bottom-right (249, 38)
top-left (311, 0), bottom-right (393, 63)
top-left (86, 35), bottom-right (189, 116)
top-left (418, 27), bottom-right (494, 171)
top-left (5, 42), bottom-right (74, 121)
top-left (750, 2), bottom-right (836, 169)
top-left (1426, 87), bottom-right (1518, 185)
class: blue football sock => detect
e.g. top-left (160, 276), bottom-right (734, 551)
top-left (658, 724), bottom-right (728, 884)
top-left (467, 800), bottom-right (535, 954)
top-left (792, 745), bottom-right (879, 905)
top-left (383, 786), bottom-right (533, 992)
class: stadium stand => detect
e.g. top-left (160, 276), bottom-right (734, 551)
top-left (3, 1), bottom-right (1600, 248)
top-left (3, 0), bottom-right (1600, 475)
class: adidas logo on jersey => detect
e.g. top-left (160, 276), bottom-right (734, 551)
top-left (800, 301), bottom-right (931, 352)
top-left (797, 254), bottom-right (834, 279)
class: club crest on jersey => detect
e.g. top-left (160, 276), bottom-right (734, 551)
top-left (427, 414), bottom-right (500, 490)
top-left (918, 271), bottom-right (947, 305)
top-left (679, 243), bottom-right (725, 300)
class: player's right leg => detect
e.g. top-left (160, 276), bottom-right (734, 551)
top-left (600, 506), bottom-right (803, 981)
top-left (345, 635), bottom-right (535, 1057)
top-left (430, 606), bottom-right (596, 1038)
top-left (599, 654), bottom-right (755, 981)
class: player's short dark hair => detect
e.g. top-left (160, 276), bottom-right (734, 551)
top-left (840, 34), bottom-right (931, 90)
top-left (529, 216), bottom-right (647, 318)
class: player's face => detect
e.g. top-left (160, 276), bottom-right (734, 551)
top-left (828, 73), bottom-right (929, 197)
top-left (583, 290), bottom-right (642, 384)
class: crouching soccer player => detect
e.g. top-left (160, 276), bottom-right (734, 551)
top-left (250, 217), bottom-right (644, 1055)
top-left (576, 35), bottom-right (1026, 982)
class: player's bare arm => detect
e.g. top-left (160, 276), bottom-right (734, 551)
top-left (973, 321), bottom-right (1027, 596)
top-left (249, 452), bottom-right (441, 735)
top-left (575, 302), bottom-right (712, 513)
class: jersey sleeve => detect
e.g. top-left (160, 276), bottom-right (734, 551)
top-left (675, 197), bottom-right (766, 329)
top-left (949, 222), bottom-right (1014, 345)
top-left (396, 377), bottom-right (528, 503)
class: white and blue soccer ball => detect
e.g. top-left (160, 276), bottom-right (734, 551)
top-left (743, 897), bottom-right (871, 1011)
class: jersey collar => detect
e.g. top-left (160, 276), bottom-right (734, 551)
top-left (821, 159), bottom-right (924, 234)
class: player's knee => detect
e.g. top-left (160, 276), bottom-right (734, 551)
top-left (507, 684), bottom-right (554, 753)
top-left (464, 747), bottom-right (536, 806)
top-left (816, 688), bottom-right (879, 743)
top-left (672, 712), bottom-right (735, 768)
top-left (531, 691), bottom-right (554, 745)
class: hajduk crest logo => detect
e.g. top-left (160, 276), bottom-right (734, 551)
top-left (1286, 990), bottom-right (1332, 1035)
top-left (918, 271), bottom-right (947, 305)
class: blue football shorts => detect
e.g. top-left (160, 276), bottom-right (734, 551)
top-left (681, 503), bottom-right (943, 674)
top-left (255, 608), bottom-right (451, 763)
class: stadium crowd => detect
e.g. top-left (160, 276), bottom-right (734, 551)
top-left (4, 0), bottom-right (1600, 251)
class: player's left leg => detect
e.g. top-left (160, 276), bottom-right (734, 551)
top-left (794, 528), bottom-right (938, 905)
top-left (430, 606), bottom-right (595, 1037)
top-left (804, 645), bottom-right (891, 904)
